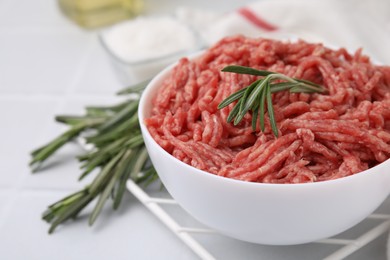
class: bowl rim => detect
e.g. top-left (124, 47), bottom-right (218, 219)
top-left (138, 51), bottom-right (390, 189)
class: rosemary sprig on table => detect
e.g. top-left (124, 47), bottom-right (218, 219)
top-left (218, 65), bottom-right (326, 137)
top-left (30, 80), bottom-right (158, 233)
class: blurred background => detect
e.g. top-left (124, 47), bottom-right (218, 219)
top-left (0, 0), bottom-right (389, 259)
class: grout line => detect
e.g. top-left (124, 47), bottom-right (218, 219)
top-left (0, 93), bottom-right (122, 101)
top-left (0, 27), bottom-right (92, 35)
top-left (31, 37), bottom-right (98, 146)
top-left (5, 186), bottom-right (83, 193)
top-left (0, 94), bottom-right (63, 101)
top-left (63, 38), bottom-right (99, 100)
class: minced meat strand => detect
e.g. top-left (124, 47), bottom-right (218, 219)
top-left (145, 36), bottom-right (390, 183)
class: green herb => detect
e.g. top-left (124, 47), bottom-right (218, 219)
top-left (30, 81), bottom-right (158, 233)
top-left (218, 65), bottom-right (326, 137)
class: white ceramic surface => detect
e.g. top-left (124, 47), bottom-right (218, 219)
top-left (139, 55), bottom-right (390, 245)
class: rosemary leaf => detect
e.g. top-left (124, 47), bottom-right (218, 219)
top-left (259, 89), bottom-right (266, 132)
top-left (88, 149), bottom-right (126, 195)
top-left (86, 100), bottom-right (129, 115)
top-left (117, 79), bottom-right (151, 95)
top-left (129, 147), bottom-right (149, 180)
top-left (218, 65), bottom-right (326, 137)
top-left (289, 85), bottom-right (319, 93)
top-left (238, 80), bottom-right (261, 113)
top-left (43, 190), bottom-right (87, 222)
top-left (234, 80), bottom-right (261, 125)
top-left (295, 78), bottom-right (324, 89)
top-left (251, 106), bottom-right (259, 131)
top-left (79, 135), bottom-right (126, 162)
top-left (113, 149), bottom-right (139, 209)
top-left (55, 115), bottom-right (107, 126)
top-left (124, 134), bottom-right (144, 148)
top-left (134, 167), bottom-right (158, 185)
top-left (98, 100), bottom-right (139, 133)
top-left (141, 169), bottom-right (159, 187)
top-left (266, 81), bottom-right (278, 137)
top-left (290, 82), bottom-right (325, 93)
top-left (48, 193), bottom-right (94, 234)
top-left (270, 82), bottom-right (300, 93)
top-left (222, 65), bottom-right (274, 77)
top-left (242, 79), bottom-right (268, 114)
top-left (30, 125), bottom-right (89, 171)
top-left (113, 147), bottom-right (148, 209)
top-left (48, 190), bottom-right (86, 210)
top-left (89, 149), bottom-right (132, 226)
top-left (217, 87), bottom-right (246, 109)
top-left (227, 99), bottom-right (242, 123)
top-left (88, 114), bottom-right (138, 147)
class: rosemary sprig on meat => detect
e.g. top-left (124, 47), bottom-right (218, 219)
top-left (218, 65), bottom-right (326, 137)
top-left (30, 81), bottom-right (158, 233)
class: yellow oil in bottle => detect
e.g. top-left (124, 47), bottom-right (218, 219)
top-left (58, 0), bottom-right (144, 29)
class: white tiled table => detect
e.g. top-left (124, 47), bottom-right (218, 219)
top-left (0, 0), bottom-right (389, 259)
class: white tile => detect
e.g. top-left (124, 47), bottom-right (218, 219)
top-left (74, 40), bottom-right (124, 95)
top-left (0, 32), bottom-right (93, 94)
top-left (0, 98), bottom-right (58, 188)
top-left (0, 0), bottom-right (73, 30)
top-left (0, 190), bottom-right (197, 260)
top-left (0, 190), bottom-right (12, 218)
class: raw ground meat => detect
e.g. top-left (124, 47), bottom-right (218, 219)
top-left (145, 36), bottom-right (390, 183)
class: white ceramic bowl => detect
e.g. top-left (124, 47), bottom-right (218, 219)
top-left (138, 56), bottom-right (390, 245)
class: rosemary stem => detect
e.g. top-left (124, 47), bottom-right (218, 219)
top-left (218, 65), bottom-right (326, 135)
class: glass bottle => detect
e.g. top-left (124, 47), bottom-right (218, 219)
top-left (58, 0), bottom-right (144, 29)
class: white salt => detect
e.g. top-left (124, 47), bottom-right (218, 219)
top-left (103, 16), bottom-right (198, 63)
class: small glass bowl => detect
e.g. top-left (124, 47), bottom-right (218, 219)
top-left (98, 25), bottom-right (204, 87)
